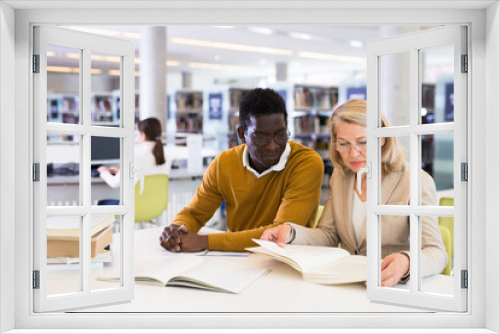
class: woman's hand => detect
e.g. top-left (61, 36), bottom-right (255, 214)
top-left (260, 224), bottom-right (292, 247)
top-left (381, 253), bottom-right (410, 287)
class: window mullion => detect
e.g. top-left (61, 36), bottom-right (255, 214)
top-left (409, 46), bottom-right (420, 294)
top-left (81, 47), bottom-right (92, 295)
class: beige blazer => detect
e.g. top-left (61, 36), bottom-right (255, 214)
top-left (292, 163), bottom-right (448, 278)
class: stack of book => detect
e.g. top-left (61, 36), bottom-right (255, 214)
top-left (46, 215), bottom-right (115, 262)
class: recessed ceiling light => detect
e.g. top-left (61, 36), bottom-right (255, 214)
top-left (289, 32), bottom-right (312, 40)
top-left (170, 38), bottom-right (292, 56)
top-left (248, 27), bottom-right (274, 35)
top-left (349, 40), bottom-right (363, 48)
top-left (298, 51), bottom-right (364, 64)
top-left (188, 62), bottom-right (252, 71)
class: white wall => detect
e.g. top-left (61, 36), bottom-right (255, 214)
top-left (485, 2), bottom-right (500, 333)
top-left (0, 2), bottom-right (16, 333)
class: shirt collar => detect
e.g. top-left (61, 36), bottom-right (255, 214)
top-left (242, 142), bottom-right (291, 178)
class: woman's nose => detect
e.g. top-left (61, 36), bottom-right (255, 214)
top-left (349, 146), bottom-right (361, 156)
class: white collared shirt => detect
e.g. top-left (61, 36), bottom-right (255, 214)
top-left (242, 142), bottom-right (291, 178)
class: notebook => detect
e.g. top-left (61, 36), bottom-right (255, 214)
top-left (97, 256), bottom-right (269, 294)
top-left (247, 239), bottom-right (366, 285)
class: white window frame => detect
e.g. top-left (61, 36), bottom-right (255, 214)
top-left (365, 25), bottom-right (467, 312)
top-left (32, 26), bottom-right (136, 312)
top-left (1, 2), bottom-right (498, 333)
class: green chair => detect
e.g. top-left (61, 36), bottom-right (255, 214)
top-left (439, 225), bottom-right (452, 276)
top-left (135, 174), bottom-right (169, 226)
top-left (438, 197), bottom-right (454, 258)
top-left (313, 205), bottom-right (325, 227)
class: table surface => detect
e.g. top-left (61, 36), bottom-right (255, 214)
top-left (46, 227), bottom-right (454, 313)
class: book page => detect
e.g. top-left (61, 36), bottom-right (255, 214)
top-left (168, 259), bottom-right (269, 294)
top-left (97, 256), bottom-right (203, 285)
top-left (303, 255), bottom-right (367, 285)
top-left (251, 239), bottom-right (350, 272)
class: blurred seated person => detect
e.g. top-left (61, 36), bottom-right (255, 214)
top-left (97, 117), bottom-right (171, 205)
top-left (261, 99), bottom-right (447, 287)
top-left (159, 88), bottom-right (324, 252)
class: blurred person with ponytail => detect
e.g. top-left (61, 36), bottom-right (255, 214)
top-left (98, 117), bottom-right (170, 199)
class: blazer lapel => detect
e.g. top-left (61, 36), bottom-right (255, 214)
top-left (357, 168), bottom-right (403, 248)
top-left (381, 169), bottom-right (403, 205)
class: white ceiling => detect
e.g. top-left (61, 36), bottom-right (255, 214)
top-left (53, 25), bottom-right (430, 82)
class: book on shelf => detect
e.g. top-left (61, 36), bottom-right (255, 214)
top-left (46, 214), bottom-right (115, 238)
top-left (47, 225), bottom-right (113, 258)
top-left (247, 239), bottom-right (367, 285)
top-left (97, 256), bottom-right (269, 294)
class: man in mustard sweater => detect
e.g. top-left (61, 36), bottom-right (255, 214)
top-left (160, 88), bottom-right (324, 252)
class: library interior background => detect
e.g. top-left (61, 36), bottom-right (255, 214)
top-left (45, 26), bottom-right (456, 306)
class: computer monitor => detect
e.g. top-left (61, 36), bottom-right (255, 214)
top-left (91, 136), bottom-right (121, 165)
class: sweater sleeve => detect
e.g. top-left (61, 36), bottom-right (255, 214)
top-left (171, 156), bottom-right (223, 234)
top-left (208, 152), bottom-right (324, 251)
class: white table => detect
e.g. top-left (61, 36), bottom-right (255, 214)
top-left (46, 227), bottom-right (454, 313)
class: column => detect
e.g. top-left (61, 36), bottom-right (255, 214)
top-left (139, 27), bottom-right (167, 131)
top-left (181, 71), bottom-right (192, 89)
top-left (276, 62), bottom-right (288, 82)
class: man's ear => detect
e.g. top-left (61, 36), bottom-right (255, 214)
top-left (237, 126), bottom-right (246, 144)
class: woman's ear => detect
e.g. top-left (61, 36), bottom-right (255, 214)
top-left (380, 137), bottom-right (386, 147)
top-left (139, 131), bottom-right (146, 142)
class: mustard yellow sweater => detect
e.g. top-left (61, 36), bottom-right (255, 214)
top-left (171, 141), bottom-right (324, 251)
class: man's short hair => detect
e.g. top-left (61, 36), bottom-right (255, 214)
top-left (239, 88), bottom-right (288, 130)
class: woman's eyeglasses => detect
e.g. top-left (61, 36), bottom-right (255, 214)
top-left (335, 141), bottom-right (367, 153)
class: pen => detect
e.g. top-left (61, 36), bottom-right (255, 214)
top-left (167, 223), bottom-right (186, 241)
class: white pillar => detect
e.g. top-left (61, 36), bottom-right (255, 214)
top-left (276, 62), bottom-right (288, 82)
top-left (139, 27), bottom-right (167, 131)
top-left (181, 71), bottom-right (192, 89)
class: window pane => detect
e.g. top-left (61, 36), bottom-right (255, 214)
top-left (46, 215), bottom-right (82, 296)
top-left (91, 215), bottom-right (121, 291)
top-left (379, 136), bottom-right (409, 205)
top-left (47, 44), bottom-right (81, 124)
top-left (91, 51), bottom-right (120, 126)
top-left (91, 136), bottom-right (121, 205)
top-left (379, 51), bottom-right (410, 127)
top-left (421, 133), bottom-right (454, 204)
top-left (379, 215), bottom-right (410, 291)
top-left (419, 216), bottom-right (455, 297)
top-left (47, 134), bottom-right (81, 206)
top-left (421, 44), bottom-right (454, 124)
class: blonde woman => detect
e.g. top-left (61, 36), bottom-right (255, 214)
top-left (261, 99), bottom-right (447, 287)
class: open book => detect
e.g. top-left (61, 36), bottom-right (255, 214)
top-left (247, 239), bottom-right (366, 285)
top-left (97, 256), bottom-right (268, 294)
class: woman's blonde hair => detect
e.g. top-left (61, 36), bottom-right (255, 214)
top-left (329, 99), bottom-right (406, 176)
